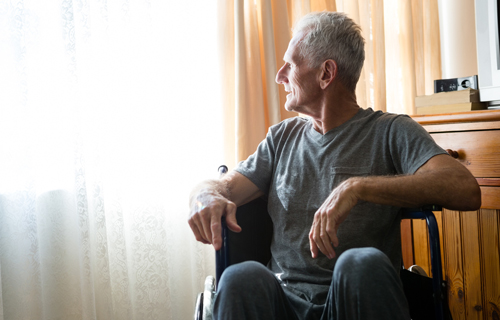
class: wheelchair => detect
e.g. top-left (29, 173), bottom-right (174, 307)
top-left (194, 166), bottom-right (451, 320)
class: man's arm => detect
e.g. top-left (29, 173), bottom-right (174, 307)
top-left (188, 170), bottom-right (264, 250)
top-left (309, 154), bottom-right (481, 259)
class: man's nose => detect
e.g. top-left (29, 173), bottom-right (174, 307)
top-left (275, 64), bottom-right (288, 84)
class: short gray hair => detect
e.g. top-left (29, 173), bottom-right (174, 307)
top-left (293, 12), bottom-right (365, 92)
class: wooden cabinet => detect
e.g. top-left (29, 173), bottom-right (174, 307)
top-left (406, 110), bottom-right (500, 320)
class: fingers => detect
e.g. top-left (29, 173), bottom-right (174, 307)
top-left (210, 214), bottom-right (222, 251)
top-left (200, 207), bottom-right (216, 246)
top-left (329, 226), bottom-right (339, 248)
top-left (309, 231), bottom-right (319, 258)
top-left (309, 180), bottom-right (359, 259)
top-left (312, 211), bottom-right (338, 259)
top-left (211, 201), bottom-right (240, 250)
top-left (188, 199), bottom-right (238, 251)
top-left (309, 209), bottom-right (339, 259)
top-left (224, 202), bottom-right (241, 233)
top-left (188, 213), bottom-right (210, 244)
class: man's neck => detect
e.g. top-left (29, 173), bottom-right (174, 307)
top-left (310, 86), bottom-right (361, 135)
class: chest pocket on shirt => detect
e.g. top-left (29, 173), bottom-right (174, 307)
top-left (331, 166), bottom-right (372, 175)
top-left (275, 166), bottom-right (372, 212)
top-left (330, 166), bottom-right (372, 188)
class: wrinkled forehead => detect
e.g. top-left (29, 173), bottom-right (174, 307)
top-left (283, 30), bottom-right (307, 62)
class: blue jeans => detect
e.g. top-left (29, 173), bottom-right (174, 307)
top-left (213, 247), bottom-right (411, 320)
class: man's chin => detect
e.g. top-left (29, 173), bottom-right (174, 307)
top-left (284, 103), bottom-right (299, 113)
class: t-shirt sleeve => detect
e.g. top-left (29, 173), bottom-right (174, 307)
top-left (388, 115), bottom-right (447, 174)
top-left (235, 127), bottom-right (276, 195)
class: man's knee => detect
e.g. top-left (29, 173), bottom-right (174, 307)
top-left (329, 249), bottom-right (410, 319)
top-left (214, 261), bottom-right (294, 320)
top-left (334, 247), bottom-right (393, 284)
top-left (217, 261), bottom-right (275, 294)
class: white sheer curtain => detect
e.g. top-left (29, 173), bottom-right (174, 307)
top-left (0, 1), bottom-right (219, 319)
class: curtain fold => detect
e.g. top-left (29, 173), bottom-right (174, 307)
top-left (220, 0), bottom-right (442, 166)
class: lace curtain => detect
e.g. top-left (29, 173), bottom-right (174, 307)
top-left (0, 1), bottom-right (219, 319)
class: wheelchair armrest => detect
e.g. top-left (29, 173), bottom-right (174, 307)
top-left (215, 217), bottom-right (229, 284)
top-left (401, 205), bottom-right (442, 217)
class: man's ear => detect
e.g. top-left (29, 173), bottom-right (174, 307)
top-left (319, 59), bottom-right (337, 89)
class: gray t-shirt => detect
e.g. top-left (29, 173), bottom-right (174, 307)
top-left (235, 108), bottom-right (446, 304)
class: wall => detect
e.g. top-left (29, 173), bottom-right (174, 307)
top-left (438, 0), bottom-right (478, 79)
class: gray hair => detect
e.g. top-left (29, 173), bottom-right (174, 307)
top-left (293, 12), bottom-right (365, 92)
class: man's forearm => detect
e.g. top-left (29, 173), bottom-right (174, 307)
top-left (189, 170), bottom-right (264, 210)
top-left (189, 179), bottom-right (230, 210)
top-left (351, 159), bottom-right (481, 211)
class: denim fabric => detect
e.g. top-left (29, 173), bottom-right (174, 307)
top-left (213, 248), bottom-right (410, 320)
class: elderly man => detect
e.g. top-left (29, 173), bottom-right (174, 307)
top-left (188, 11), bottom-right (480, 320)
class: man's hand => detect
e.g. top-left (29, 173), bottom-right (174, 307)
top-left (309, 178), bottom-right (360, 259)
top-left (188, 190), bottom-right (241, 251)
top-left (188, 171), bottom-right (264, 251)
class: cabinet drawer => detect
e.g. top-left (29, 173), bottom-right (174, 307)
top-left (430, 130), bottom-right (500, 178)
top-left (480, 186), bottom-right (500, 209)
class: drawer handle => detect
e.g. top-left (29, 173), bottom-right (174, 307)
top-left (446, 149), bottom-right (459, 159)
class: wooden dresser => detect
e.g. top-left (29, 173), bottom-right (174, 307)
top-left (404, 110), bottom-right (500, 320)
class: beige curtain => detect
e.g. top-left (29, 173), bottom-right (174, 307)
top-left (218, 0), bottom-right (441, 166)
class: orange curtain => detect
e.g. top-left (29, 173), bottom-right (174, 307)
top-left (219, 0), bottom-right (441, 166)
top-left (338, 0), bottom-right (441, 114)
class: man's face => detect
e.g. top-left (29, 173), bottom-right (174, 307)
top-left (275, 32), bottom-right (321, 114)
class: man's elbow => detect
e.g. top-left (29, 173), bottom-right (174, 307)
top-left (466, 182), bottom-right (482, 211)
top-left (456, 178), bottom-right (482, 211)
